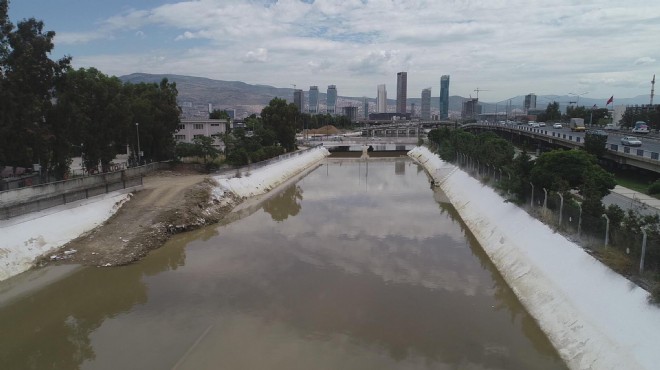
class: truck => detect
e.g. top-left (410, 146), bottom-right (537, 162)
top-left (569, 118), bottom-right (585, 132)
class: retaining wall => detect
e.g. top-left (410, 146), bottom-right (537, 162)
top-left (408, 146), bottom-right (660, 370)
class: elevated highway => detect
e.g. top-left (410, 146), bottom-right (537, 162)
top-left (463, 122), bottom-right (660, 174)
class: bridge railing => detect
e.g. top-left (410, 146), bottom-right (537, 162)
top-left (466, 123), bottom-right (660, 162)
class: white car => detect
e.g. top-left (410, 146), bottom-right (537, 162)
top-left (538, 122), bottom-right (546, 127)
top-left (620, 136), bottom-right (642, 147)
top-left (552, 123), bottom-right (563, 129)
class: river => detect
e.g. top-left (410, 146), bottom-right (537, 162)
top-left (0, 158), bottom-right (567, 369)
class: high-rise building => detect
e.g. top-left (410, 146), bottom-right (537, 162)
top-left (440, 75), bottom-right (450, 119)
top-left (363, 97), bottom-right (369, 119)
top-left (462, 98), bottom-right (481, 119)
top-left (396, 72), bottom-right (407, 114)
top-left (327, 85), bottom-right (337, 114)
top-left (309, 86), bottom-right (319, 114)
top-left (293, 89), bottom-right (304, 112)
top-left (421, 88), bottom-right (431, 120)
top-left (524, 93), bottom-right (537, 111)
top-left (377, 84), bottom-right (387, 113)
top-left (342, 106), bottom-right (358, 121)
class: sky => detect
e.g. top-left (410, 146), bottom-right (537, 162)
top-left (7, 0), bottom-right (660, 102)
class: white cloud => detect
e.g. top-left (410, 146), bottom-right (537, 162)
top-left (46, 0), bottom-right (660, 100)
top-left (243, 48), bottom-right (269, 63)
top-left (634, 57), bottom-right (656, 66)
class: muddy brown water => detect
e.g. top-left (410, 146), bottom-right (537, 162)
top-left (0, 159), bottom-right (567, 370)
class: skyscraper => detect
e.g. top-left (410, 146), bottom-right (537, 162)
top-left (396, 72), bottom-right (407, 114)
top-left (421, 88), bottom-right (431, 120)
top-left (327, 85), bottom-right (337, 114)
top-left (377, 84), bottom-right (387, 113)
top-left (440, 75), bottom-right (450, 119)
top-left (363, 97), bottom-right (369, 119)
top-left (293, 89), bottom-right (304, 112)
top-left (524, 93), bottom-right (537, 111)
top-left (309, 86), bottom-right (319, 114)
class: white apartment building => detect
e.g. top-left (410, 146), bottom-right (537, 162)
top-left (175, 118), bottom-right (228, 149)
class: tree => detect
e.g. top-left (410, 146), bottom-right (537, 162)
top-left (192, 135), bottom-right (220, 164)
top-left (260, 98), bottom-right (299, 152)
top-left (0, 3), bottom-right (70, 169)
top-left (209, 109), bottom-right (230, 120)
top-left (537, 102), bottom-right (561, 122)
top-left (583, 131), bottom-right (608, 157)
top-left (530, 149), bottom-right (615, 205)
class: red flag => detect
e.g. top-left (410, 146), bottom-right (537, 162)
top-left (606, 96), bottom-right (613, 105)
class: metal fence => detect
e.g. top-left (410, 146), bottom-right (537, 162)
top-left (454, 150), bottom-right (660, 282)
top-left (219, 145), bottom-right (325, 178)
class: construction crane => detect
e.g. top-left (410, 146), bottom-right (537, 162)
top-left (473, 88), bottom-right (491, 100)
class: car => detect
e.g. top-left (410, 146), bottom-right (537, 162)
top-left (620, 136), bottom-right (642, 146)
top-left (587, 129), bottom-right (608, 136)
top-left (538, 122), bottom-right (546, 127)
top-left (632, 125), bottom-right (649, 134)
top-left (553, 123), bottom-right (563, 129)
top-left (604, 124), bottom-right (620, 131)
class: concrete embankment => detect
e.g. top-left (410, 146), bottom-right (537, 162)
top-left (213, 147), bottom-right (330, 198)
top-left (0, 147), bottom-right (331, 282)
top-left (408, 146), bottom-right (660, 370)
top-left (0, 192), bottom-right (131, 281)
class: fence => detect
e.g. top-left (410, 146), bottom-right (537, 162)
top-left (453, 150), bottom-right (660, 282)
top-left (0, 162), bottom-right (167, 220)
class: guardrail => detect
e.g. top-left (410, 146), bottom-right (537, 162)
top-left (466, 123), bottom-right (660, 163)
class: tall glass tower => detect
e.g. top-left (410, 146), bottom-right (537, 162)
top-left (440, 75), bottom-right (450, 119)
top-left (293, 89), bottom-right (304, 112)
top-left (377, 84), bottom-right (387, 113)
top-left (421, 88), bottom-right (431, 120)
top-left (396, 72), bottom-right (407, 114)
top-left (326, 85), bottom-right (337, 114)
top-left (309, 86), bottom-right (319, 114)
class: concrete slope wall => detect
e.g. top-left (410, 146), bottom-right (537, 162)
top-left (409, 146), bottom-right (660, 370)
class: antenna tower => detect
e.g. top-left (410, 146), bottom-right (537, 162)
top-left (651, 75), bottom-right (656, 105)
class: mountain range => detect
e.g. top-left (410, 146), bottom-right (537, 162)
top-left (119, 73), bottom-right (654, 119)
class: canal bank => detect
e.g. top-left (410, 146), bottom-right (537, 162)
top-left (408, 146), bottom-right (660, 370)
top-left (0, 147), bottom-right (330, 282)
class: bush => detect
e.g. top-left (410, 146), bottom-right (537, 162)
top-left (649, 180), bottom-right (660, 195)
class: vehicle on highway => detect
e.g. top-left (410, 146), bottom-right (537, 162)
top-left (538, 122), bottom-right (546, 127)
top-left (604, 123), bottom-right (620, 131)
top-left (528, 121), bottom-right (539, 127)
top-left (620, 136), bottom-right (642, 146)
top-left (587, 129), bottom-right (608, 137)
top-left (553, 123), bottom-right (563, 129)
top-left (632, 121), bottom-right (649, 134)
top-left (569, 118), bottom-right (586, 132)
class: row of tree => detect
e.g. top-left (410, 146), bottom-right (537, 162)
top-left (0, 1), bottom-right (181, 179)
top-left (427, 127), bottom-right (615, 219)
top-left (535, 102), bottom-right (610, 125)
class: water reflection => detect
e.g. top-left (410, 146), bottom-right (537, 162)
top-left (262, 184), bottom-right (303, 222)
top-left (0, 159), bottom-right (566, 370)
top-left (0, 237), bottom-right (187, 369)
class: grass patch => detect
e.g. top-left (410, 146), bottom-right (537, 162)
top-left (594, 247), bottom-right (636, 276)
top-left (615, 176), bottom-right (649, 194)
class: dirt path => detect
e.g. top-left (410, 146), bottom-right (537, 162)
top-left (41, 169), bottom-right (222, 266)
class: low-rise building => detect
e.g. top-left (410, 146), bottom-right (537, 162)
top-left (175, 119), bottom-right (228, 149)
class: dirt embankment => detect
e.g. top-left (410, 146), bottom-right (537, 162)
top-left (39, 169), bottom-right (240, 267)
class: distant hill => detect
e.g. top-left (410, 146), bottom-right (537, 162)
top-left (119, 73), bottom-right (652, 119)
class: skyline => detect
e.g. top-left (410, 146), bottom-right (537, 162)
top-left (7, 0), bottom-right (660, 102)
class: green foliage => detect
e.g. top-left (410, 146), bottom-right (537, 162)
top-left (261, 98), bottom-right (298, 152)
top-left (209, 109), bottom-right (230, 120)
top-left (537, 102), bottom-right (561, 122)
top-left (191, 135), bottom-right (220, 164)
top-left (584, 131), bottom-right (608, 157)
top-left (0, 2), bottom-right (180, 178)
top-left (427, 128), bottom-right (514, 168)
top-left (649, 180), bottom-right (660, 195)
top-left (299, 113), bottom-right (353, 131)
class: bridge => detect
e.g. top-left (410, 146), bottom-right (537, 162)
top-left (463, 122), bottom-right (660, 174)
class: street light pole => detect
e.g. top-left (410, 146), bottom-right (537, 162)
top-left (135, 122), bottom-right (141, 165)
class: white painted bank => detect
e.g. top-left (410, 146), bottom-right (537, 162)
top-left (409, 146), bottom-right (660, 370)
